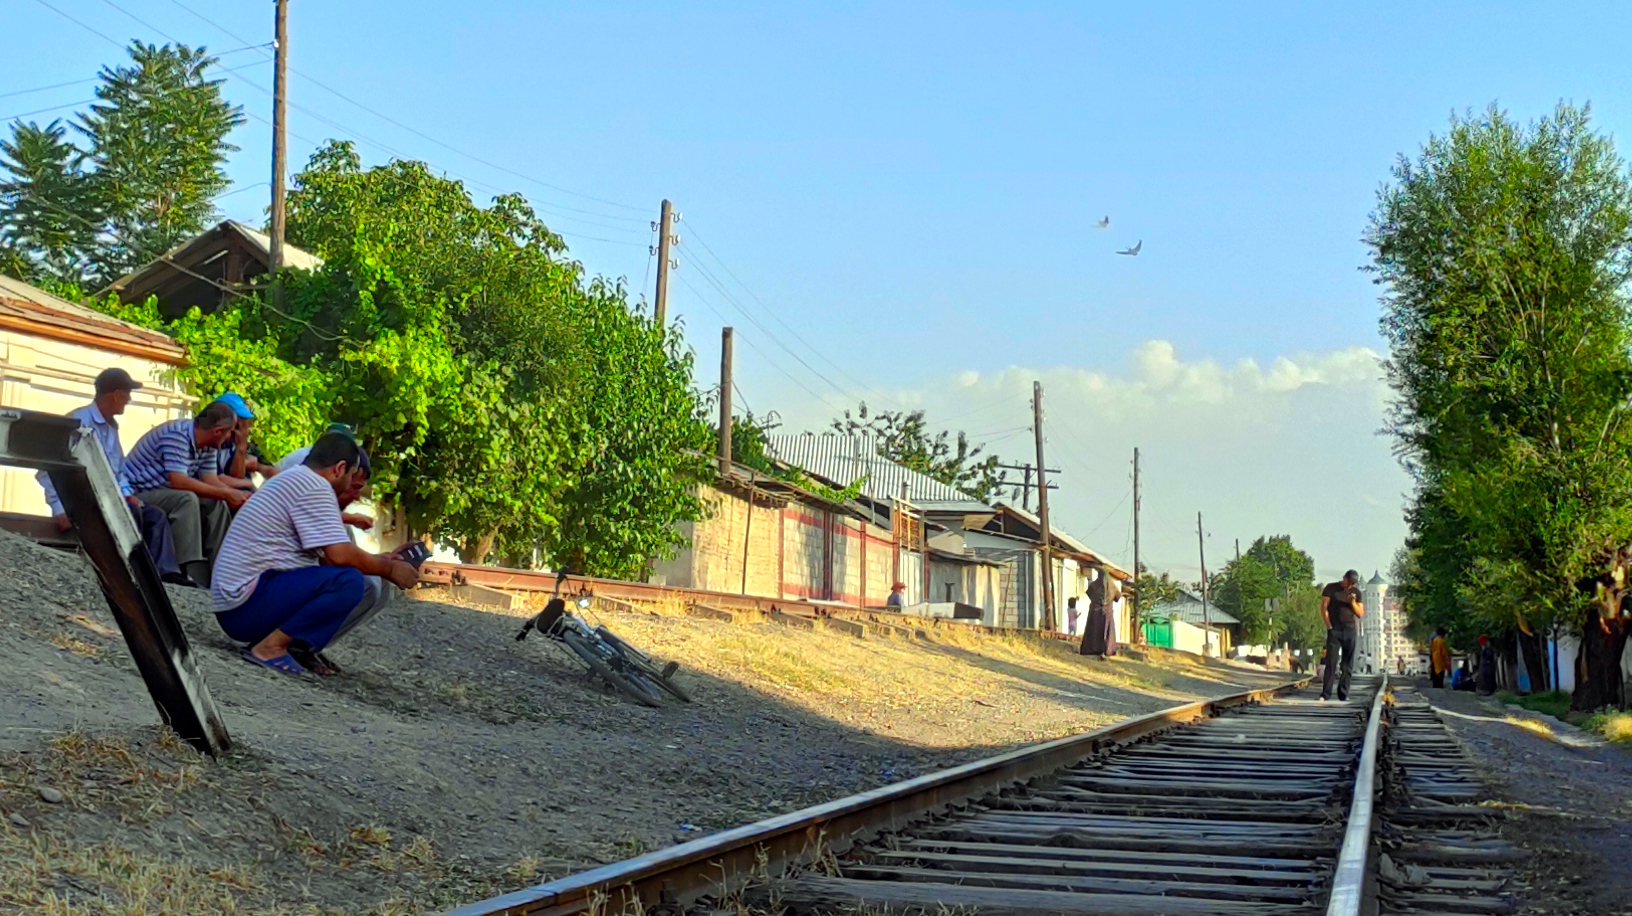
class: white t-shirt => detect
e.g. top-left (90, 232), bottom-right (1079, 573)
top-left (211, 466), bottom-right (351, 611)
top-left (276, 446), bottom-right (312, 473)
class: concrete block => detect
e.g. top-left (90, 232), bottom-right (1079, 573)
top-left (819, 617), bottom-right (867, 639)
top-left (768, 610), bottom-right (815, 630)
top-left (687, 604), bottom-right (734, 622)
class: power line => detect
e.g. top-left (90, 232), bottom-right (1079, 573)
top-left (674, 274), bottom-right (847, 415)
top-left (0, 98), bottom-right (98, 122)
top-left (163, 0), bottom-right (648, 217)
top-left (32, 0), bottom-right (125, 49)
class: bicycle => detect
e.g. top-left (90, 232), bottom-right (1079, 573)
top-left (514, 571), bottom-right (692, 707)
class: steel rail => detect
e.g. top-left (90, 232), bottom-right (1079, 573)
top-left (439, 678), bottom-right (1308, 916)
top-left (1325, 673), bottom-right (1387, 916)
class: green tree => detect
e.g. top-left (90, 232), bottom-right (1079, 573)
top-left (1370, 103), bottom-right (1632, 709)
top-left (1211, 535), bottom-right (1317, 644)
top-left (0, 120), bottom-right (97, 283)
top-left (0, 42), bottom-right (241, 286)
top-left (1277, 586), bottom-right (1328, 654)
top-left (832, 402), bottom-right (1009, 500)
top-left (280, 142), bottom-right (708, 573)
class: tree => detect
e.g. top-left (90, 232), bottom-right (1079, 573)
top-left (1369, 103), bottom-right (1632, 710)
top-left (1211, 535), bottom-right (1317, 644)
top-left (0, 42), bottom-right (241, 286)
top-left (279, 142), bottom-right (708, 574)
top-left (832, 402), bottom-right (1009, 500)
top-left (0, 120), bottom-right (97, 283)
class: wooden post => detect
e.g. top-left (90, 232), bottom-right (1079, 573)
top-left (1132, 446), bottom-right (1141, 642)
top-left (269, 0), bottom-right (289, 275)
top-left (654, 199), bottom-right (674, 325)
top-left (1033, 381), bottom-right (1056, 631)
top-left (741, 470), bottom-right (754, 596)
top-left (1198, 511), bottom-right (1211, 657)
top-left (719, 326), bottom-right (733, 475)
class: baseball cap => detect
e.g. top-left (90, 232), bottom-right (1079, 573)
top-left (94, 368), bottom-right (143, 396)
top-left (214, 392), bottom-right (255, 420)
top-left (1344, 569), bottom-right (1360, 582)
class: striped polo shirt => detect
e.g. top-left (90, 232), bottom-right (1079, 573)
top-left (210, 466), bottom-right (351, 612)
top-left (124, 418), bottom-right (220, 493)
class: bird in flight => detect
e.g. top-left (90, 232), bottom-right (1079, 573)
top-left (1094, 216), bottom-right (1110, 229)
top-left (1117, 240), bottom-right (1142, 256)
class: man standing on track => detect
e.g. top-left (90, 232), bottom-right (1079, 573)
top-left (1319, 569), bottom-right (1365, 701)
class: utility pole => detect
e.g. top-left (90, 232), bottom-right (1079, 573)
top-left (718, 327), bottom-right (733, 475)
top-left (1033, 382), bottom-right (1056, 632)
top-left (1021, 463), bottom-right (1032, 511)
top-left (268, 0), bottom-right (289, 276)
top-left (653, 199), bottom-right (675, 325)
top-left (1197, 511), bottom-right (1210, 657)
top-left (1131, 447), bottom-right (1140, 641)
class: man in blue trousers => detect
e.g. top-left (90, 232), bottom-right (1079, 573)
top-left (209, 431), bottom-right (419, 676)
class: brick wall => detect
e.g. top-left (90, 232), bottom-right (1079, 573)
top-left (650, 484), bottom-right (780, 596)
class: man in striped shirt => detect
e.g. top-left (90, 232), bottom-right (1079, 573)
top-left (123, 400), bottom-right (244, 587)
top-left (210, 432), bottom-right (419, 676)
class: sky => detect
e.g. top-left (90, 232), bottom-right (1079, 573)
top-left (6, 1), bottom-right (1630, 583)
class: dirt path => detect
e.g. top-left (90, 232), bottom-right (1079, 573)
top-left (1419, 683), bottom-right (1632, 916)
top-left (0, 530), bottom-right (1292, 914)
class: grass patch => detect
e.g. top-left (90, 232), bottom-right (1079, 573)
top-left (1582, 710), bottom-right (1632, 745)
top-left (1496, 689), bottom-right (1573, 721)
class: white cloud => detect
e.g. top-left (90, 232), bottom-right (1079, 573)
top-left (777, 339), bottom-right (1407, 584)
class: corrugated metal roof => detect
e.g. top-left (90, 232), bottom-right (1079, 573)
top-left (988, 502), bottom-right (1131, 579)
top-left (1148, 590), bottom-right (1241, 626)
top-left (764, 434), bottom-right (992, 511)
top-left (0, 273), bottom-right (186, 363)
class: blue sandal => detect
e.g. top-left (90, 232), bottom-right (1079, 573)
top-left (240, 648), bottom-right (307, 676)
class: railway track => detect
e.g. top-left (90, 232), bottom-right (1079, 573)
top-left (443, 675), bottom-right (1514, 916)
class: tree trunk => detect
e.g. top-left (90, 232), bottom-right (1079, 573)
top-left (1571, 609), bottom-right (1632, 711)
top-left (459, 531), bottom-right (496, 566)
top-left (1515, 626), bottom-right (1548, 693)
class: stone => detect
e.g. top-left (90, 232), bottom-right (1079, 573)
top-left (8, 812), bottom-right (29, 828)
top-left (37, 786), bottom-right (64, 804)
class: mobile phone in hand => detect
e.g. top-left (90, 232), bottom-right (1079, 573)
top-left (400, 542), bottom-right (432, 568)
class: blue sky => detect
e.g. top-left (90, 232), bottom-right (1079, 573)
top-left (6, 1), bottom-right (1629, 583)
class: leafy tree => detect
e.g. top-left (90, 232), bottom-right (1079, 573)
top-left (832, 402), bottom-right (1009, 500)
top-left (1211, 536), bottom-right (1317, 644)
top-left (1277, 586), bottom-right (1328, 653)
top-left (1370, 103), bottom-right (1632, 710)
top-left (278, 142), bottom-right (708, 573)
top-left (1133, 564), bottom-right (1184, 619)
top-left (0, 42), bottom-right (241, 286)
top-left (0, 121), bottom-right (97, 283)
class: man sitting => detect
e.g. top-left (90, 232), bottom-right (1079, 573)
top-left (212, 392), bottom-right (276, 493)
top-left (123, 400), bottom-right (244, 587)
top-left (36, 368), bottom-right (187, 583)
top-left (210, 432), bottom-right (419, 676)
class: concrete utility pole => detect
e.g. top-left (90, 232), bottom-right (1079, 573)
top-left (1198, 511), bottom-right (1211, 657)
top-left (1132, 447), bottom-right (1140, 640)
top-left (654, 199), bottom-right (675, 325)
top-left (268, 0), bottom-right (289, 276)
top-left (718, 327), bottom-right (733, 475)
top-left (1033, 381), bottom-right (1056, 632)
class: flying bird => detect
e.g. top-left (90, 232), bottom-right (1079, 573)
top-left (1094, 216), bottom-right (1110, 229)
top-left (1117, 240), bottom-right (1142, 256)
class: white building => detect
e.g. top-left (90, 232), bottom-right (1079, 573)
top-left (1359, 571), bottom-right (1417, 674)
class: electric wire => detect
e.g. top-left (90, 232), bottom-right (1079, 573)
top-left (674, 273), bottom-right (846, 415)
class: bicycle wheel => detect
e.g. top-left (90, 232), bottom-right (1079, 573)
top-left (596, 626), bottom-right (693, 703)
top-left (561, 630), bottom-right (662, 708)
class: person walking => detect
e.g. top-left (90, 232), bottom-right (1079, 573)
top-left (1080, 568), bottom-right (1121, 657)
top-left (1430, 626), bottom-right (1451, 688)
top-left (1319, 570), bottom-right (1365, 701)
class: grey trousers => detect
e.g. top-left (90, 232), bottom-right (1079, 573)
top-left (332, 575), bottom-right (397, 645)
top-left (133, 487), bottom-right (231, 567)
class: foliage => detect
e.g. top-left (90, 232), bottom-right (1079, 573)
top-left (1369, 102), bottom-right (1632, 689)
top-left (1210, 535), bottom-right (1317, 644)
top-left (1134, 564), bottom-right (1184, 611)
top-left (1277, 586), bottom-right (1328, 652)
top-left (0, 42), bottom-right (241, 286)
top-left (728, 411), bottom-right (866, 505)
top-left (832, 402), bottom-right (1009, 500)
top-left (277, 142), bottom-right (708, 572)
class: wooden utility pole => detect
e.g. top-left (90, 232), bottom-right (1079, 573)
top-left (1131, 447), bottom-right (1141, 640)
top-left (1021, 463), bottom-right (1033, 511)
top-left (1033, 381), bottom-right (1056, 632)
top-left (269, 0), bottom-right (289, 275)
top-left (718, 327), bottom-right (733, 475)
top-left (654, 199), bottom-right (674, 325)
top-left (1197, 511), bottom-right (1211, 656)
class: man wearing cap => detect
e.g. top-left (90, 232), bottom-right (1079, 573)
top-left (36, 368), bottom-right (186, 583)
top-left (212, 393), bottom-right (276, 494)
top-left (123, 400), bottom-right (245, 588)
top-left (1319, 570), bottom-right (1366, 702)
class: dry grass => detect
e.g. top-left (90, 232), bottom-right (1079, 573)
top-left (1584, 710), bottom-right (1632, 745)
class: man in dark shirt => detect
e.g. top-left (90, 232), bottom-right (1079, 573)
top-left (1319, 570), bottom-right (1365, 701)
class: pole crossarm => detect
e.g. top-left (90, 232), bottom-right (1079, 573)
top-left (0, 408), bottom-right (231, 755)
